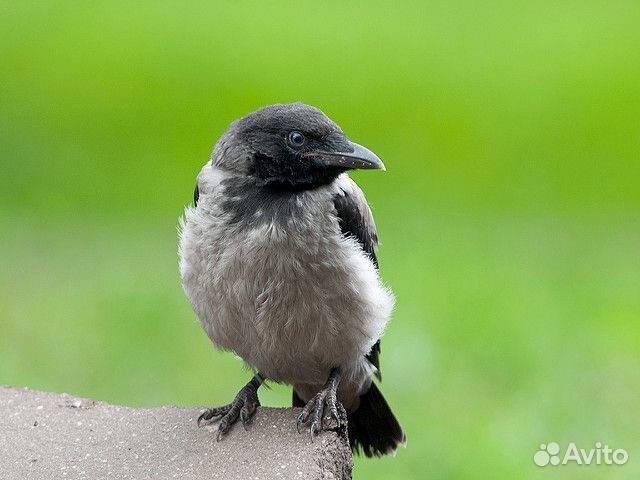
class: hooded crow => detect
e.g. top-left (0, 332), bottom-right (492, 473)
top-left (179, 103), bottom-right (405, 457)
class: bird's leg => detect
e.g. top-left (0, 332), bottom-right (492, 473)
top-left (296, 368), bottom-right (346, 440)
top-left (197, 373), bottom-right (264, 441)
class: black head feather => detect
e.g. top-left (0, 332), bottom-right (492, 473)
top-left (214, 103), bottom-right (383, 190)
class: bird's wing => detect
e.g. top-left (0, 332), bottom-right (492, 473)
top-left (332, 179), bottom-right (379, 268)
top-left (367, 339), bottom-right (382, 381)
top-left (332, 177), bottom-right (382, 380)
top-left (193, 184), bottom-right (200, 206)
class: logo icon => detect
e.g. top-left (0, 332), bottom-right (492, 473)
top-left (534, 442), bottom-right (561, 466)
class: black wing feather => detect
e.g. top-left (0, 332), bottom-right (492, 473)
top-left (367, 339), bottom-right (381, 381)
top-left (193, 184), bottom-right (200, 206)
top-left (333, 189), bottom-right (378, 268)
top-left (333, 187), bottom-right (382, 380)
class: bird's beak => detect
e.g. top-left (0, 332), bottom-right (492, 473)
top-left (313, 141), bottom-right (386, 171)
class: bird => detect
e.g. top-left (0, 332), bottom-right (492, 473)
top-left (178, 103), bottom-right (405, 457)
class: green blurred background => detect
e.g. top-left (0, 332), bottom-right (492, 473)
top-left (1, 1), bottom-right (639, 478)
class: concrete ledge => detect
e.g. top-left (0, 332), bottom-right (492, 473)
top-left (0, 386), bottom-right (352, 480)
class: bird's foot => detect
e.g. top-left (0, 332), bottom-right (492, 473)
top-left (197, 375), bottom-right (262, 441)
top-left (296, 369), bottom-right (346, 440)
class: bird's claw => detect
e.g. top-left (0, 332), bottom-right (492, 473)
top-left (197, 380), bottom-right (260, 441)
top-left (197, 404), bottom-right (232, 427)
top-left (296, 377), bottom-right (345, 440)
top-left (239, 400), bottom-right (257, 431)
top-left (240, 410), bottom-right (247, 430)
top-left (296, 414), bottom-right (304, 434)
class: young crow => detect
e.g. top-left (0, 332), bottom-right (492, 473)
top-left (179, 103), bottom-right (405, 457)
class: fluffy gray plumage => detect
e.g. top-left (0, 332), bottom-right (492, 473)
top-left (178, 103), bottom-right (404, 456)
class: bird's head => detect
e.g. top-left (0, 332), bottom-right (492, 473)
top-left (212, 103), bottom-right (385, 190)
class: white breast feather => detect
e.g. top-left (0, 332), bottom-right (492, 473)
top-left (179, 166), bottom-right (394, 403)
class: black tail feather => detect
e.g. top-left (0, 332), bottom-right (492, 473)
top-left (291, 383), bottom-right (405, 457)
top-left (292, 389), bottom-right (305, 408)
top-left (347, 382), bottom-right (405, 457)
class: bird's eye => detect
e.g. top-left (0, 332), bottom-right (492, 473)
top-left (288, 131), bottom-right (306, 148)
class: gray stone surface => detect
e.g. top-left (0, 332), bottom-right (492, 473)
top-left (0, 386), bottom-right (352, 480)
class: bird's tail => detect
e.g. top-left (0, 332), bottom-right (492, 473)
top-left (347, 382), bottom-right (406, 457)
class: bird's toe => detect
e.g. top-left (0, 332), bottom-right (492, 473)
top-left (199, 380), bottom-right (261, 440)
top-left (197, 404), bottom-right (232, 427)
top-left (297, 387), bottom-right (345, 439)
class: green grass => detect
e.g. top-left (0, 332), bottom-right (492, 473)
top-left (1, 1), bottom-right (640, 478)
